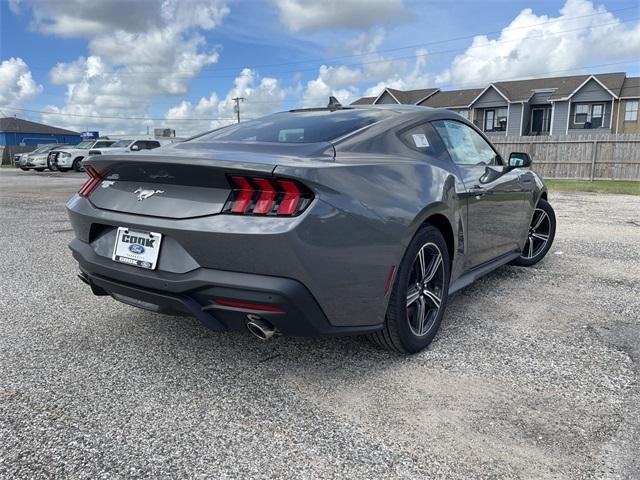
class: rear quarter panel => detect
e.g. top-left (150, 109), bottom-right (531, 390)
top-left (275, 156), bottom-right (462, 327)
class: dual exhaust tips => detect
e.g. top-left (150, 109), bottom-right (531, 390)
top-left (246, 314), bottom-right (275, 340)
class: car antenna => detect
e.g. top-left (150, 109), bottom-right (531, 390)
top-left (327, 96), bottom-right (342, 110)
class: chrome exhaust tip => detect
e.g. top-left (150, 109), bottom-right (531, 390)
top-left (246, 315), bottom-right (275, 340)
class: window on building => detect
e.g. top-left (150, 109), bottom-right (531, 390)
top-left (483, 110), bottom-right (494, 131)
top-left (483, 108), bottom-right (508, 132)
top-left (574, 104), bottom-right (589, 124)
top-left (591, 104), bottom-right (604, 128)
top-left (624, 101), bottom-right (639, 122)
top-left (495, 108), bottom-right (508, 131)
top-left (456, 110), bottom-right (470, 120)
top-left (574, 103), bottom-right (604, 127)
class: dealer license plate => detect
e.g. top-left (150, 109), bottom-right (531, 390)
top-left (112, 227), bottom-right (162, 270)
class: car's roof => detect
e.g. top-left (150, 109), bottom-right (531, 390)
top-left (288, 104), bottom-right (433, 115)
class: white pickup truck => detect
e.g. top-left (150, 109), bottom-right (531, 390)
top-left (52, 138), bottom-right (116, 172)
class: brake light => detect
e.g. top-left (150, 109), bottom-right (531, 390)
top-left (78, 166), bottom-right (103, 197)
top-left (230, 176), bottom-right (254, 213)
top-left (223, 175), bottom-right (313, 216)
top-left (276, 180), bottom-right (301, 215)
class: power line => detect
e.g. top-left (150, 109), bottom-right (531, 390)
top-left (207, 5), bottom-right (640, 72)
top-left (0, 107), bottom-right (237, 121)
top-left (3, 61), bottom-right (638, 121)
top-left (194, 18), bottom-right (638, 80)
top-left (14, 17), bottom-right (639, 118)
top-left (24, 6), bottom-right (639, 76)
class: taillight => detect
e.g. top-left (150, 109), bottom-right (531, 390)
top-left (223, 175), bottom-right (313, 216)
top-left (78, 166), bottom-right (103, 197)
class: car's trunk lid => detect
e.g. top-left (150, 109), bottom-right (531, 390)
top-left (83, 141), bottom-right (334, 219)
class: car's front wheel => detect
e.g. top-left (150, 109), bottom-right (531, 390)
top-left (72, 157), bottom-right (84, 172)
top-left (510, 198), bottom-right (556, 267)
top-left (370, 225), bottom-right (451, 354)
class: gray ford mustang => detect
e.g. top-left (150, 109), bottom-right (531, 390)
top-left (67, 103), bottom-right (556, 353)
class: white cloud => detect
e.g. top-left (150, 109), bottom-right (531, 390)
top-left (275, 0), bottom-right (412, 32)
top-left (22, 0), bottom-right (229, 134)
top-left (27, 0), bottom-right (229, 37)
top-left (363, 49), bottom-right (433, 96)
top-left (344, 28), bottom-right (386, 56)
top-left (438, 0), bottom-right (640, 87)
top-left (0, 57), bottom-right (42, 107)
top-left (298, 21), bottom-right (439, 106)
top-left (164, 69), bottom-right (286, 136)
top-left (301, 65), bottom-right (364, 107)
top-left (300, 40), bottom-right (434, 106)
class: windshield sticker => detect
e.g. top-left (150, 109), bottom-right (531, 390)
top-left (412, 133), bottom-right (430, 148)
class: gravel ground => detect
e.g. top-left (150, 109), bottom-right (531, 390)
top-left (1, 169), bottom-right (639, 479)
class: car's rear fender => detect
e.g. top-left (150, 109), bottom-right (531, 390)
top-left (275, 159), bottom-right (463, 307)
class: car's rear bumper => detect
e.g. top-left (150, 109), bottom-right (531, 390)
top-left (70, 238), bottom-right (381, 336)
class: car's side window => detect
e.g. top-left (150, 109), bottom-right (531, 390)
top-left (432, 120), bottom-right (498, 166)
top-left (132, 141), bottom-right (146, 150)
top-left (398, 123), bottom-right (441, 155)
top-left (146, 141), bottom-right (161, 149)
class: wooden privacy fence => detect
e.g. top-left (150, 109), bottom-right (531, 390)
top-left (491, 134), bottom-right (640, 181)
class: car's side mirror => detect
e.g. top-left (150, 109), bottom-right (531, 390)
top-left (130, 144), bottom-right (140, 151)
top-left (508, 152), bottom-right (531, 170)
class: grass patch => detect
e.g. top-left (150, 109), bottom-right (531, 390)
top-left (546, 179), bottom-right (640, 195)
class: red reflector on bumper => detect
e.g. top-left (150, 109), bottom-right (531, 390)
top-left (214, 298), bottom-right (284, 313)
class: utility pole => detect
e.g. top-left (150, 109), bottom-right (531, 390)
top-left (232, 97), bottom-right (245, 123)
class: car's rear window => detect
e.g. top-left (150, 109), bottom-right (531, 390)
top-left (193, 109), bottom-right (395, 144)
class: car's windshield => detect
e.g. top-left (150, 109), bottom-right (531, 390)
top-left (194, 109), bottom-right (396, 144)
top-left (76, 141), bottom-right (94, 149)
top-left (111, 139), bottom-right (133, 147)
top-left (31, 145), bottom-right (55, 154)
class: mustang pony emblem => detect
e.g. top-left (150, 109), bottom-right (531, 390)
top-left (134, 188), bottom-right (164, 201)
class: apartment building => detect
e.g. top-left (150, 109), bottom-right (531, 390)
top-left (351, 72), bottom-right (640, 136)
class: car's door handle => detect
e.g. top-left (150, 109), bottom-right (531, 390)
top-left (459, 185), bottom-right (489, 198)
top-left (463, 185), bottom-right (488, 198)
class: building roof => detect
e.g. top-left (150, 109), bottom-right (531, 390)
top-left (0, 117), bottom-right (80, 136)
top-left (349, 72), bottom-right (631, 107)
top-left (350, 96), bottom-right (376, 105)
top-left (384, 87), bottom-right (439, 104)
top-left (620, 77), bottom-right (640, 98)
top-left (492, 72), bottom-right (626, 102)
top-left (418, 88), bottom-right (484, 108)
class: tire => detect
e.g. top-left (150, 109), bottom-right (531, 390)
top-left (34, 168), bottom-right (45, 172)
top-left (47, 157), bottom-right (58, 171)
top-left (72, 157), bottom-right (84, 172)
top-left (510, 198), bottom-right (556, 267)
top-left (369, 225), bottom-right (451, 354)
top-left (20, 167), bottom-right (29, 171)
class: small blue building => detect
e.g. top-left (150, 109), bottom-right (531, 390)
top-left (0, 117), bottom-right (82, 147)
